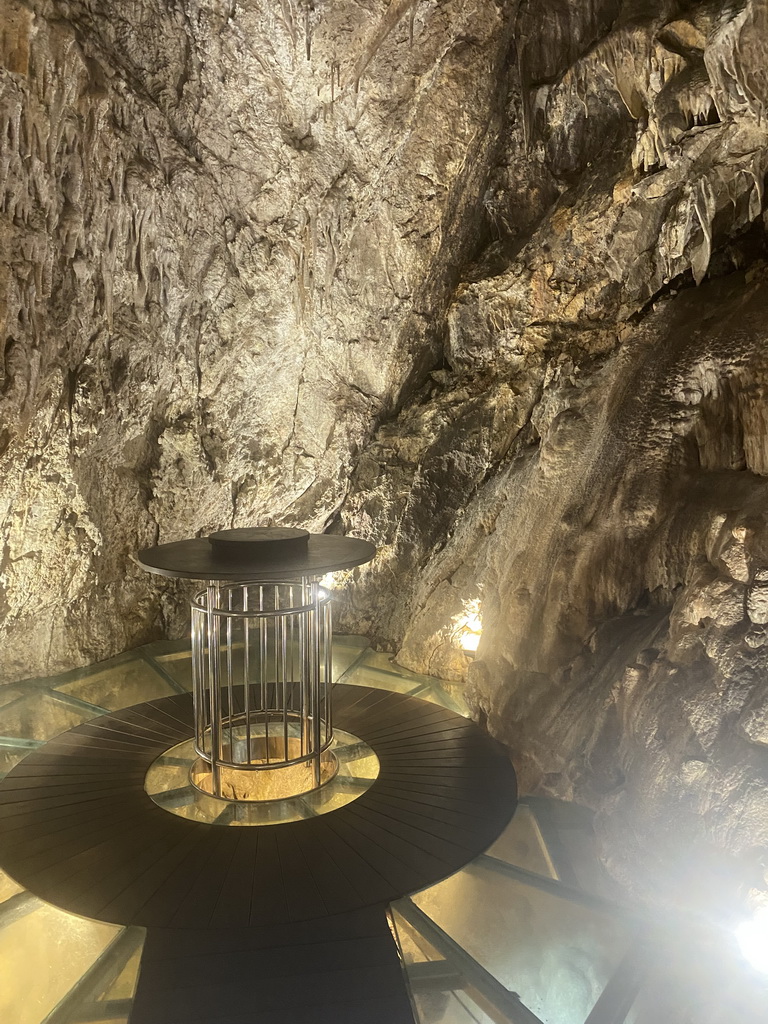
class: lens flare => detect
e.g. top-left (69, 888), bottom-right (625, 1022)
top-left (736, 905), bottom-right (768, 974)
top-left (451, 598), bottom-right (482, 652)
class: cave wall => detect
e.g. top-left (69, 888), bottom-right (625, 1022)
top-left (337, 0), bottom-right (768, 913)
top-left (2, 0), bottom-right (768, 916)
top-left (0, 0), bottom-right (510, 676)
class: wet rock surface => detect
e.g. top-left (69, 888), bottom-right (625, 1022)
top-left (2, 0), bottom-right (768, 935)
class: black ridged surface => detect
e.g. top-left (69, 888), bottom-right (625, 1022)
top-left (0, 686), bottom-right (516, 929)
top-left (136, 533), bottom-right (376, 580)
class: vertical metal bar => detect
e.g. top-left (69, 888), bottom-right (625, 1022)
top-left (260, 584), bottom-right (268, 762)
top-left (191, 604), bottom-right (204, 755)
top-left (310, 576), bottom-right (321, 787)
top-left (204, 603), bottom-right (211, 753)
top-left (226, 585), bottom-right (234, 763)
top-left (324, 591), bottom-right (333, 746)
top-left (278, 586), bottom-right (288, 761)
top-left (243, 584), bottom-right (251, 765)
top-left (299, 579), bottom-right (308, 759)
top-left (284, 610), bottom-right (291, 753)
top-left (292, 586), bottom-right (298, 715)
top-left (287, 599), bottom-right (295, 715)
top-left (207, 584), bottom-right (222, 797)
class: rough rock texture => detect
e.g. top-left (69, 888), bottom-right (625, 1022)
top-left (2, 0), bottom-right (768, 942)
top-left (336, 0), bottom-right (768, 923)
top-left (0, 0), bottom-right (511, 674)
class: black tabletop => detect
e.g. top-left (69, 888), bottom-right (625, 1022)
top-left (136, 534), bottom-right (376, 581)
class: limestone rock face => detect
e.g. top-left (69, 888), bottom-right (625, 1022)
top-left (336, 0), bottom-right (768, 917)
top-left (2, 0), bottom-right (768, 925)
top-left (0, 0), bottom-right (510, 674)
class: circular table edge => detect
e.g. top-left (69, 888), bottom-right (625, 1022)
top-left (135, 535), bottom-right (377, 580)
top-left (0, 685), bottom-right (517, 929)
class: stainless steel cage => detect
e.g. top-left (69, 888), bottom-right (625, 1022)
top-left (190, 579), bottom-right (333, 800)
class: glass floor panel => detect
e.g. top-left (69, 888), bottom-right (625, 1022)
top-left (405, 861), bottom-right (634, 1024)
top-left (0, 692), bottom-right (96, 781)
top-left (484, 804), bottom-right (559, 881)
top-left (138, 637), bottom-right (195, 692)
top-left (346, 648), bottom-right (469, 713)
top-left (0, 683), bottom-right (29, 709)
top-left (0, 900), bottom-right (126, 1024)
top-left (52, 652), bottom-right (183, 710)
top-left (0, 865), bottom-right (25, 902)
top-left (0, 691), bottom-right (95, 743)
top-left (0, 740), bottom-right (43, 780)
top-left (416, 990), bottom-right (498, 1024)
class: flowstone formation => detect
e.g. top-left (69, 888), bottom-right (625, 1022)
top-left (2, 0), bottom-right (768, 936)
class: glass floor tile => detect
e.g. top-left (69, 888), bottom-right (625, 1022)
top-left (52, 652), bottom-right (183, 710)
top-left (403, 861), bottom-right (635, 1024)
top-left (137, 636), bottom-right (196, 691)
top-left (0, 739), bottom-right (44, 780)
top-left (0, 899), bottom-right (128, 1024)
top-left (0, 635), bottom-right (765, 1024)
top-left (0, 689), bottom-right (97, 780)
top-left (343, 648), bottom-right (470, 713)
top-left (0, 691), bottom-right (96, 743)
top-left (0, 682), bottom-right (30, 709)
top-left (0, 865), bottom-right (25, 903)
top-left (484, 803), bottom-right (559, 880)
top-left (330, 634), bottom-right (373, 680)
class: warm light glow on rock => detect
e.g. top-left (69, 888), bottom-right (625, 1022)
top-left (452, 598), bottom-right (483, 653)
top-left (191, 743), bottom-right (338, 802)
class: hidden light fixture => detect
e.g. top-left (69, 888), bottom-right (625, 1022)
top-left (452, 596), bottom-right (483, 653)
top-left (736, 904), bottom-right (768, 975)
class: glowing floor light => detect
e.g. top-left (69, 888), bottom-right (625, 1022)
top-left (452, 598), bottom-right (483, 653)
top-left (736, 905), bottom-right (768, 974)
